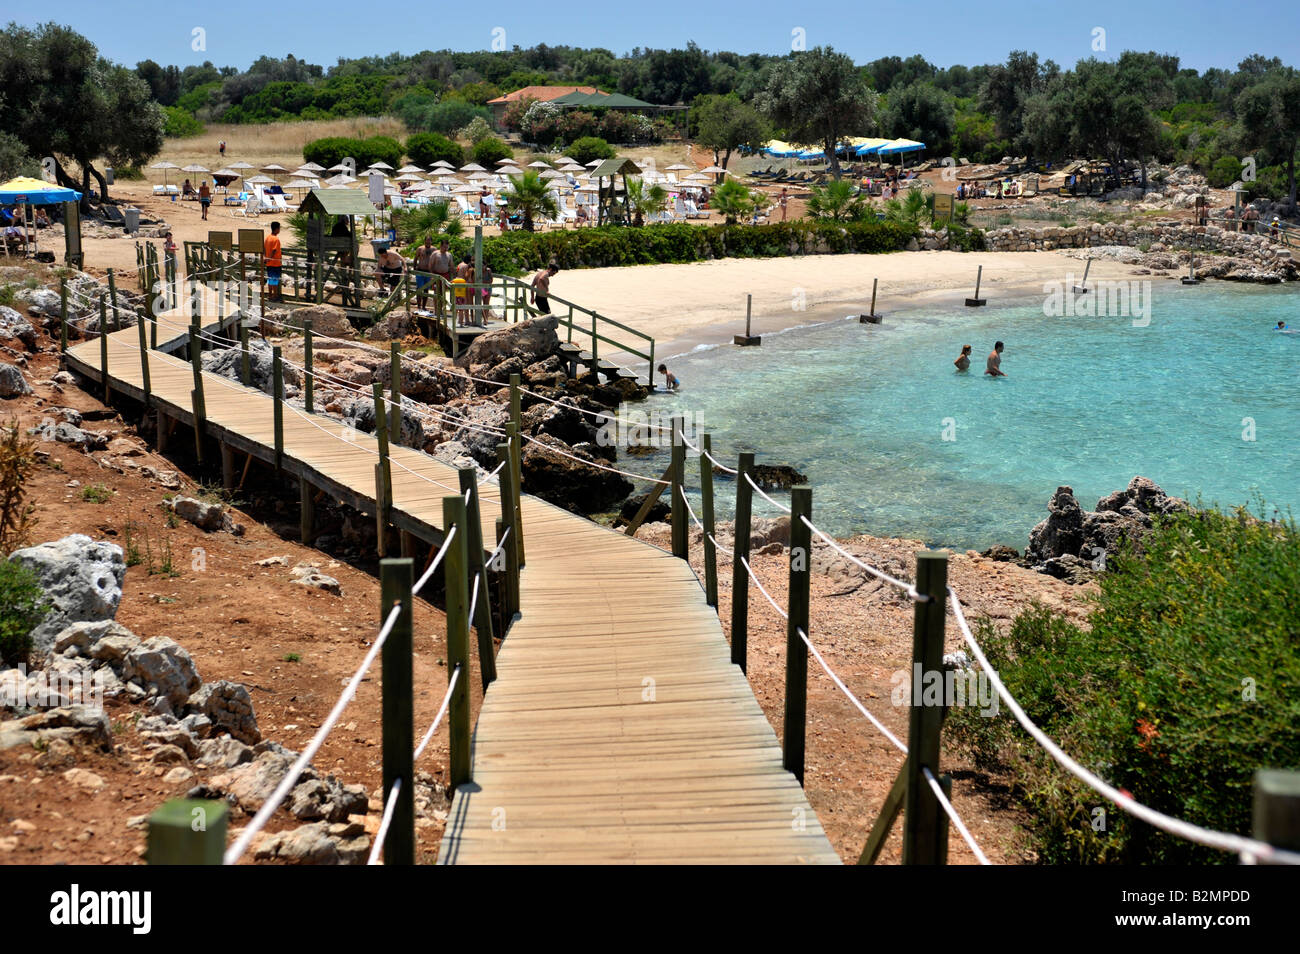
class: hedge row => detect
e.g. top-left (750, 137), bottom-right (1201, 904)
top-left (442, 221), bottom-right (916, 275)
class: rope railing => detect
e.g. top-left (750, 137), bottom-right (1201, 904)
top-left (518, 431), bottom-right (669, 485)
top-left (366, 777), bottom-right (403, 866)
top-left (923, 766), bottom-right (991, 866)
top-left (414, 525), bottom-right (457, 594)
top-left (414, 665), bottom-right (462, 761)
top-left (743, 470), bottom-right (792, 514)
top-left (799, 515), bottom-right (927, 603)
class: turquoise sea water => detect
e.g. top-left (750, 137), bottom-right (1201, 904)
top-left (627, 283), bottom-right (1300, 551)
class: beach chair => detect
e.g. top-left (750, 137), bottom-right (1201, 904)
top-left (455, 197), bottom-right (481, 220)
top-left (234, 194), bottom-right (259, 218)
top-left (152, 185), bottom-right (167, 196)
top-left (560, 207), bottom-right (578, 227)
top-left (272, 193), bottom-right (290, 212)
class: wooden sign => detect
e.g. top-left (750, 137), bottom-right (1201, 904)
top-left (934, 193), bottom-right (954, 221)
top-left (237, 229), bottom-right (264, 254)
top-left (209, 231), bottom-right (233, 251)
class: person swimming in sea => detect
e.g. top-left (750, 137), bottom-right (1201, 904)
top-left (1276, 321), bottom-right (1290, 331)
top-left (985, 341), bottom-right (1007, 377)
top-left (954, 344), bottom-right (973, 371)
top-left (657, 363), bottom-right (680, 391)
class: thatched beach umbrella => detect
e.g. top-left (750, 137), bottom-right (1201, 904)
top-left (149, 160), bottom-right (179, 186)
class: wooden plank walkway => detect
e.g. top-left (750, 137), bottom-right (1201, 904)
top-left (65, 309), bottom-right (839, 865)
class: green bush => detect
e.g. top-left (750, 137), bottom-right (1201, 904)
top-left (461, 117), bottom-right (493, 145)
top-left (405, 132), bottom-right (463, 169)
top-left (114, 165), bottom-right (147, 181)
top-left (162, 106), bottom-right (204, 138)
top-left (303, 135), bottom-right (403, 171)
top-left (472, 136), bottom-right (513, 167)
top-left (448, 220), bottom-right (915, 275)
top-left (566, 136), bottom-right (614, 166)
top-left (0, 560), bottom-right (47, 666)
top-left (947, 505), bottom-right (1300, 864)
top-left (1208, 155), bottom-right (1246, 189)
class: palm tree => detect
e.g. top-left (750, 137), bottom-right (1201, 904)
top-left (503, 169), bottom-right (559, 232)
top-left (711, 179), bottom-right (757, 224)
top-left (884, 188), bottom-right (928, 228)
top-left (393, 201), bottom-right (463, 250)
top-left (805, 180), bottom-right (867, 222)
top-left (624, 177), bottom-right (668, 226)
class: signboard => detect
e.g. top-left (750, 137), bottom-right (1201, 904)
top-left (238, 228), bottom-right (264, 255)
top-left (368, 172), bottom-right (385, 206)
top-left (209, 231), bottom-right (233, 251)
top-left (63, 201), bottom-right (82, 268)
top-left (933, 193), bottom-right (954, 222)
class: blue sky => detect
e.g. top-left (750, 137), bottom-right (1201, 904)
top-left (7, 0), bottom-right (1297, 72)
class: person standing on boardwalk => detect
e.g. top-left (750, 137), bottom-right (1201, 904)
top-left (430, 239), bottom-right (453, 317)
top-left (531, 262), bottom-right (559, 314)
top-left (985, 341), bottom-right (1006, 377)
top-left (263, 221), bottom-right (283, 302)
top-left (414, 236), bottom-right (435, 310)
top-left (198, 180), bottom-right (211, 221)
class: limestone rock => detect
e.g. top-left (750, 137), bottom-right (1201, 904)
top-left (454, 315), bottom-right (559, 370)
top-left (282, 304), bottom-right (354, 337)
top-left (0, 706), bottom-right (112, 752)
top-left (520, 432), bottom-right (632, 516)
top-left (195, 735), bottom-right (253, 769)
top-left (7, 536), bottom-right (125, 654)
top-left (168, 496), bottom-right (224, 532)
top-left (0, 364), bottom-right (32, 398)
top-left (187, 680), bottom-right (260, 745)
top-left (289, 565), bottom-right (343, 597)
top-left (122, 637), bottom-right (202, 706)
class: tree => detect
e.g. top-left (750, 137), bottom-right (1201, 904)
top-left (710, 178), bottom-right (757, 224)
top-left (979, 50), bottom-right (1058, 151)
top-left (393, 201), bottom-right (462, 248)
top-left (405, 132), bottom-right (463, 168)
top-left (757, 47), bottom-right (876, 179)
top-left (567, 136), bottom-right (614, 165)
top-left (472, 137), bottom-right (513, 167)
top-left (624, 177), bottom-right (668, 226)
top-left (881, 82), bottom-right (956, 156)
top-left (502, 169), bottom-right (559, 231)
top-left (0, 133), bottom-right (37, 181)
top-left (692, 94), bottom-right (768, 174)
top-left (805, 180), bottom-right (866, 222)
top-left (1234, 67), bottom-right (1300, 208)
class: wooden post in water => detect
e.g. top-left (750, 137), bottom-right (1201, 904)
top-left (783, 485), bottom-right (812, 785)
top-left (59, 279), bottom-right (68, 355)
top-left (98, 296), bottom-right (110, 404)
top-left (189, 327), bottom-right (206, 465)
top-left (147, 799), bottom-right (228, 864)
top-left (459, 467), bottom-right (497, 691)
top-left (443, 495), bottom-right (473, 788)
top-left (303, 318), bottom-right (314, 413)
top-left (730, 451), bottom-right (756, 673)
top-left (272, 346), bottom-right (284, 472)
top-left (734, 293), bottom-right (761, 345)
top-left (902, 550), bottom-right (950, 865)
top-left (1253, 769), bottom-right (1300, 860)
top-left (508, 374), bottom-right (525, 566)
top-left (496, 443), bottom-right (521, 618)
top-left (860, 278), bottom-right (883, 323)
top-left (1073, 258), bottom-right (1092, 295)
top-left (389, 341), bottom-right (402, 444)
top-left (670, 416), bottom-right (688, 560)
top-left (965, 265), bottom-right (986, 307)
top-left (701, 433), bottom-right (718, 608)
top-left (379, 557), bottom-right (415, 865)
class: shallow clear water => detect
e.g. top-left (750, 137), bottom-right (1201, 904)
top-left (624, 282), bottom-right (1300, 550)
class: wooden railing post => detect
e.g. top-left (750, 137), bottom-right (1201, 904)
top-left (272, 346), bottom-right (284, 472)
top-left (495, 517), bottom-right (516, 625)
top-left (98, 296), bottom-right (110, 404)
top-left (701, 433), bottom-right (718, 608)
top-left (147, 799), bottom-right (228, 864)
top-left (147, 245), bottom-right (158, 349)
top-left (458, 467), bottom-right (497, 692)
top-left (303, 317), bottom-right (314, 413)
top-left (389, 341), bottom-right (402, 445)
top-left (443, 495), bottom-right (472, 789)
top-left (239, 323), bottom-right (251, 387)
top-left (496, 442), bottom-right (521, 618)
top-left (106, 268), bottom-right (120, 332)
top-left (58, 279), bottom-right (68, 355)
top-left (670, 416), bottom-right (687, 559)
top-left (137, 302), bottom-right (151, 404)
top-left (374, 464), bottom-right (388, 558)
top-left (508, 373), bottom-right (525, 566)
top-left (1253, 769), bottom-right (1300, 860)
top-left (189, 327), bottom-right (206, 465)
top-left (371, 380), bottom-right (392, 508)
top-left (902, 550), bottom-right (950, 865)
top-left (730, 451), bottom-right (756, 673)
top-left (783, 485), bottom-right (812, 785)
top-left (380, 557), bottom-right (415, 865)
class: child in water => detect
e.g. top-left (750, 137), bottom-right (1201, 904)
top-left (657, 363), bottom-right (680, 391)
top-left (954, 344), bottom-right (973, 371)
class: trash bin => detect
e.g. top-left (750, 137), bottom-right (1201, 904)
top-left (371, 238), bottom-right (392, 255)
top-left (105, 167), bottom-right (115, 186)
top-left (124, 207), bottom-right (140, 234)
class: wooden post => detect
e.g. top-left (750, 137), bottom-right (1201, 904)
top-left (670, 416), bottom-right (687, 560)
top-left (783, 485), bottom-right (812, 785)
top-left (389, 341), bottom-right (402, 444)
top-left (508, 373), bottom-right (525, 566)
top-left (495, 518), bottom-right (516, 625)
top-left (107, 268), bottom-right (119, 331)
top-left (98, 296), bottom-right (110, 404)
top-left (189, 328), bottom-right (206, 465)
top-left (300, 477), bottom-right (315, 546)
top-left (147, 799), bottom-right (228, 864)
top-left (730, 452), bottom-right (755, 673)
top-left (221, 442), bottom-right (235, 491)
top-left (137, 303), bottom-right (151, 403)
top-left (239, 324), bottom-right (251, 387)
top-left (458, 467), bottom-right (497, 692)
top-left (147, 246), bottom-right (158, 349)
top-left (734, 293), bottom-right (761, 345)
top-left (701, 433), bottom-right (718, 608)
top-left (58, 279), bottom-right (68, 354)
top-left (902, 550), bottom-right (950, 865)
top-left (374, 464), bottom-right (388, 559)
top-left (965, 265), bottom-right (986, 307)
top-left (303, 317), bottom-right (314, 413)
top-left (443, 495), bottom-right (472, 788)
top-left (272, 346), bottom-right (284, 472)
top-left (1253, 769), bottom-right (1300, 860)
top-left (861, 278), bottom-right (883, 323)
top-left (379, 558), bottom-right (415, 865)
top-left (372, 380), bottom-right (392, 507)
top-left (496, 442), bottom-right (521, 618)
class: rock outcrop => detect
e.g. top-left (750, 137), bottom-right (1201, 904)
top-left (7, 536), bottom-right (126, 654)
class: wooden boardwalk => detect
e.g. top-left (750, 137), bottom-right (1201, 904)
top-left (65, 310), bottom-right (839, 865)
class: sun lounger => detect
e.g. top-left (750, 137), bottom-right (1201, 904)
top-left (234, 194), bottom-right (259, 218)
top-left (272, 194), bottom-right (290, 212)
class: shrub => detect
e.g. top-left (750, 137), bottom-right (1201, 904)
top-left (946, 505), bottom-right (1300, 864)
top-left (405, 132), bottom-right (463, 169)
top-left (0, 421), bottom-right (37, 554)
top-left (461, 117), bottom-right (493, 145)
top-left (0, 560), bottom-right (47, 665)
top-left (303, 135), bottom-right (403, 171)
top-left (1208, 156), bottom-right (1244, 189)
top-left (567, 136), bottom-right (614, 166)
top-left (81, 483), bottom-right (113, 504)
top-left (162, 106), bottom-right (204, 138)
top-left (472, 136), bottom-right (513, 167)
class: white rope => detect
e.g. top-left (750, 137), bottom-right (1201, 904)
top-left (678, 483), bottom-right (703, 528)
top-left (366, 777), bottom-right (402, 865)
top-left (948, 589), bottom-right (1300, 865)
top-left (739, 555), bottom-right (787, 620)
top-left (414, 526), bottom-right (458, 594)
top-left (707, 531), bottom-right (733, 556)
top-left (224, 601), bottom-right (403, 865)
top-left (414, 664), bottom-right (463, 760)
top-left (744, 470), bottom-right (792, 513)
top-left (467, 571), bottom-right (481, 625)
top-left (487, 526), bottom-right (511, 565)
top-left (799, 515), bottom-right (927, 603)
top-left (922, 765), bottom-right (992, 865)
top-left (795, 627), bottom-right (907, 754)
top-left (519, 432), bottom-right (669, 485)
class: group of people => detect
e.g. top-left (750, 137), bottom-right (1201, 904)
top-left (956, 180), bottom-right (1017, 200)
top-left (1223, 205), bottom-right (1283, 239)
top-left (954, 341), bottom-right (1007, 377)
